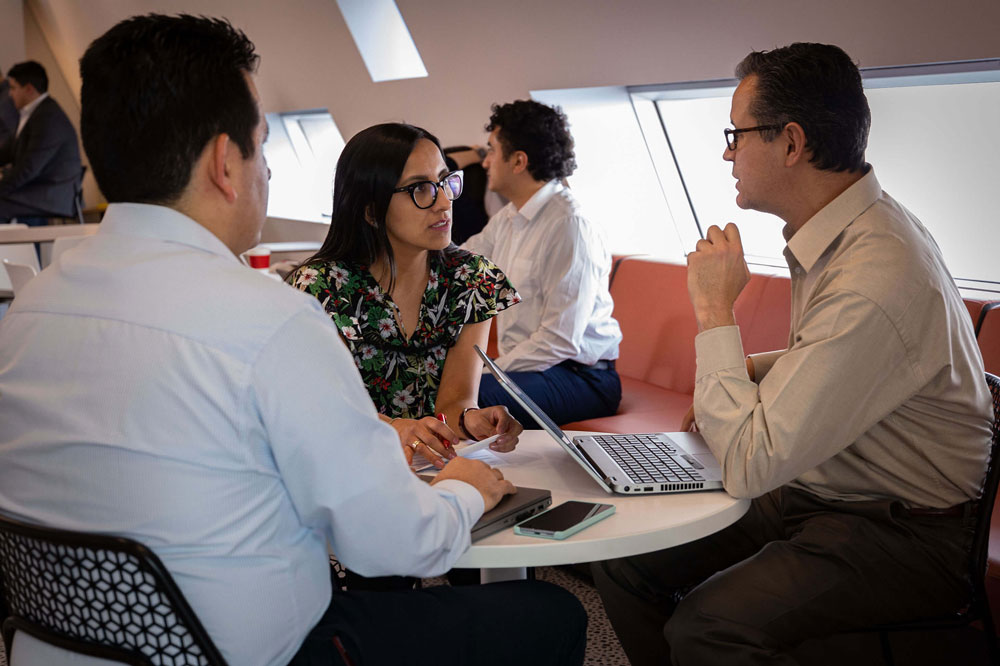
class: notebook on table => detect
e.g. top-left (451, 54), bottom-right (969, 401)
top-left (475, 345), bottom-right (725, 495)
top-left (419, 475), bottom-right (552, 541)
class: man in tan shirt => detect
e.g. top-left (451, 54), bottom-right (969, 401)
top-left (594, 43), bottom-right (993, 665)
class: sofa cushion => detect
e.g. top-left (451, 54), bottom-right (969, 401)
top-left (735, 273), bottom-right (792, 355)
top-left (610, 260), bottom-right (699, 394)
top-left (562, 377), bottom-right (692, 433)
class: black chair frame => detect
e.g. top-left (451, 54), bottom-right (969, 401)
top-left (0, 515), bottom-right (227, 665)
top-left (871, 372), bottom-right (1000, 665)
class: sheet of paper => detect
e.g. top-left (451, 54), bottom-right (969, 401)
top-left (410, 434), bottom-right (502, 472)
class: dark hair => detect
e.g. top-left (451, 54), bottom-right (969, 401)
top-left (486, 100), bottom-right (576, 182)
top-left (7, 61), bottom-right (48, 94)
top-left (735, 43), bottom-right (870, 173)
top-left (296, 123), bottom-right (445, 292)
top-left (79, 14), bottom-right (260, 204)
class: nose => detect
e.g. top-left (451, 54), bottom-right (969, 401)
top-left (723, 143), bottom-right (735, 162)
top-left (432, 185), bottom-right (452, 212)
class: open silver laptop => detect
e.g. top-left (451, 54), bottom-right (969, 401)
top-left (476, 346), bottom-right (724, 495)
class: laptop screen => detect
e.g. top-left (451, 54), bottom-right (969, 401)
top-left (474, 346), bottom-right (612, 490)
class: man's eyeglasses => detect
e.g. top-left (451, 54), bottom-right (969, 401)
top-left (392, 170), bottom-right (464, 209)
top-left (724, 125), bottom-right (784, 151)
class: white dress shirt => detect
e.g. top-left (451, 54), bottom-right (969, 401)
top-left (15, 91), bottom-right (48, 137)
top-left (464, 180), bottom-right (621, 372)
top-left (0, 203), bottom-right (484, 666)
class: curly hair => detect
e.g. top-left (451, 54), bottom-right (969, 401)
top-left (735, 43), bottom-right (870, 173)
top-left (486, 100), bottom-right (576, 182)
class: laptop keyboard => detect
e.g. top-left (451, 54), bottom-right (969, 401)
top-left (593, 434), bottom-right (705, 484)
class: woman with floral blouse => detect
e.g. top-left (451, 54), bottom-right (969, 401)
top-left (290, 123), bottom-right (524, 467)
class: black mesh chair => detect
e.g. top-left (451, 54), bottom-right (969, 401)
top-left (0, 516), bottom-right (227, 665)
top-left (871, 372), bottom-right (1000, 665)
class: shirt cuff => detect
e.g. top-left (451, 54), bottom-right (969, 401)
top-left (431, 478), bottom-right (486, 523)
top-left (695, 325), bottom-right (747, 380)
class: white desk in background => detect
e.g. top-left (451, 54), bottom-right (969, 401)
top-left (451, 431), bottom-right (749, 581)
top-left (0, 223), bottom-right (100, 244)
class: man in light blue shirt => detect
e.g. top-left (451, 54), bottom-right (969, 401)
top-left (0, 14), bottom-right (585, 666)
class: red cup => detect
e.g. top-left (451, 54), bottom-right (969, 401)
top-left (247, 246), bottom-right (271, 269)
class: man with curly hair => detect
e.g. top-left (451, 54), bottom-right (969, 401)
top-left (464, 99), bottom-right (622, 427)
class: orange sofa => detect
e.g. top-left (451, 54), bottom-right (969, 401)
top-left (563, 258), bottom-right (791, 432)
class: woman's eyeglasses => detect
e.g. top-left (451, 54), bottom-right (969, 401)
top-left (392, 170), bottom-right (464, 209)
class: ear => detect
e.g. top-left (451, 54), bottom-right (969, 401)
top-left (510, 150), bottom-right (529, 175)
top-left (783, 122), bottom-right (808, 168)
top-left (207, 134), bottom-right (239, 204)
top-left (364, 204), bottom-right (377, 227)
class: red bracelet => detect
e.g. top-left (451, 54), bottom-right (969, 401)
top-left (459, 407), bottom-right (478, 438)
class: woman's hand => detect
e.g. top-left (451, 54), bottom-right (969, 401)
top-left (390, 417), bottom-right (461, 469)
top-left (463, 406), bottom-right (522, 452)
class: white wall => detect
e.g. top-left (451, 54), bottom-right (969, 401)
top-left (0, 0), bottom-right (25, 70)
top-left (15, 0), bottom-right (1000, 205)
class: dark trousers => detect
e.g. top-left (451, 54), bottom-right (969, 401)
top-left (478, 361), bottom-right (621, 427)
top-left (0, 198), bottom-right (50, 223)
top-left (592, 486), bottom-right (974, 666)
top-left (289, 576), bottom-right (587, 665)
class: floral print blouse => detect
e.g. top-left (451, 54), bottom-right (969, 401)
top-left (291, 247), bottom-right (520, 419)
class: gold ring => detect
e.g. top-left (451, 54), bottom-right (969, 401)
top-left (409, 440), bottom-right (421, 451)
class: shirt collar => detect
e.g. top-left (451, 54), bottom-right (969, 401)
top-left (516, 179), bottom-right (563, 222)
top-left (98, 203), bottom-right (240, 262)
top-left (785, 167), bottom-right (881, 273)
top-left (16, 92), bottom-right (48, 135)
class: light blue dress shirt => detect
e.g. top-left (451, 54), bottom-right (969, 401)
top-left (0, 203), bottom-right (485, 666)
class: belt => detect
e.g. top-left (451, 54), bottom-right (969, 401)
top-left (561, 359), bottom-right (616, 372)
top-left (901, 502), bottom-right (971, 518)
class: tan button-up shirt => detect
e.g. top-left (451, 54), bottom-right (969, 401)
top-left (694, 168), bottom-right (992, 507)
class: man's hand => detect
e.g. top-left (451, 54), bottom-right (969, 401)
top-left (431, 457), bottom-right (516, 511)
top-left (463, 405), bottom-right (523, 452)
top-left (687, 223), bottom-right (750, 332)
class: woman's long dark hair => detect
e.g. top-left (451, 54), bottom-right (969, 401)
top-left (293, 123), bottom-right (445, 292)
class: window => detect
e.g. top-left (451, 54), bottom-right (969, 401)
top-left (264, 109), bottom-right (345, 223)
top-left (531, 86), bottom-right (686, 262)
top-left (626, 59), bottom-right (1000, 294)
top-left (335, 0), bottom-right (427, 82)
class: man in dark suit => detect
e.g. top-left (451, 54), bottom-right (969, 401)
top-left (0, 61), bottom-right (82, 224)
top-left (0, 70), bottom-right (19, 146)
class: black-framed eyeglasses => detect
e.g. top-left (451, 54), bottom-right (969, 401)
top-left (724, 125), bottom-right (784, 151)
top-left (392, 170), bottom-right (464, 209)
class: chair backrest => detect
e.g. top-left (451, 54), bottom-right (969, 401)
top-left (0, 246), bottom-right (40, 294)
top-left (970, 373), bottom-right (1000, 601)
top-left (980, 305), bottom-right (1000, 377)
top-left (2, 260), bottom-right (38, 296)
top-left (0, 515), bottom-right (228, 666)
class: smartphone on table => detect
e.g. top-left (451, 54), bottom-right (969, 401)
top-left (513, 500), bottom-right (615, 540)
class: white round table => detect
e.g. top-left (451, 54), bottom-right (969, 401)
top-left (452, 431), bottom-right (749, 573)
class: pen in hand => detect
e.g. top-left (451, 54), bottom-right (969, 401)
top-left (436, 413), bottom-right (455, 454)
